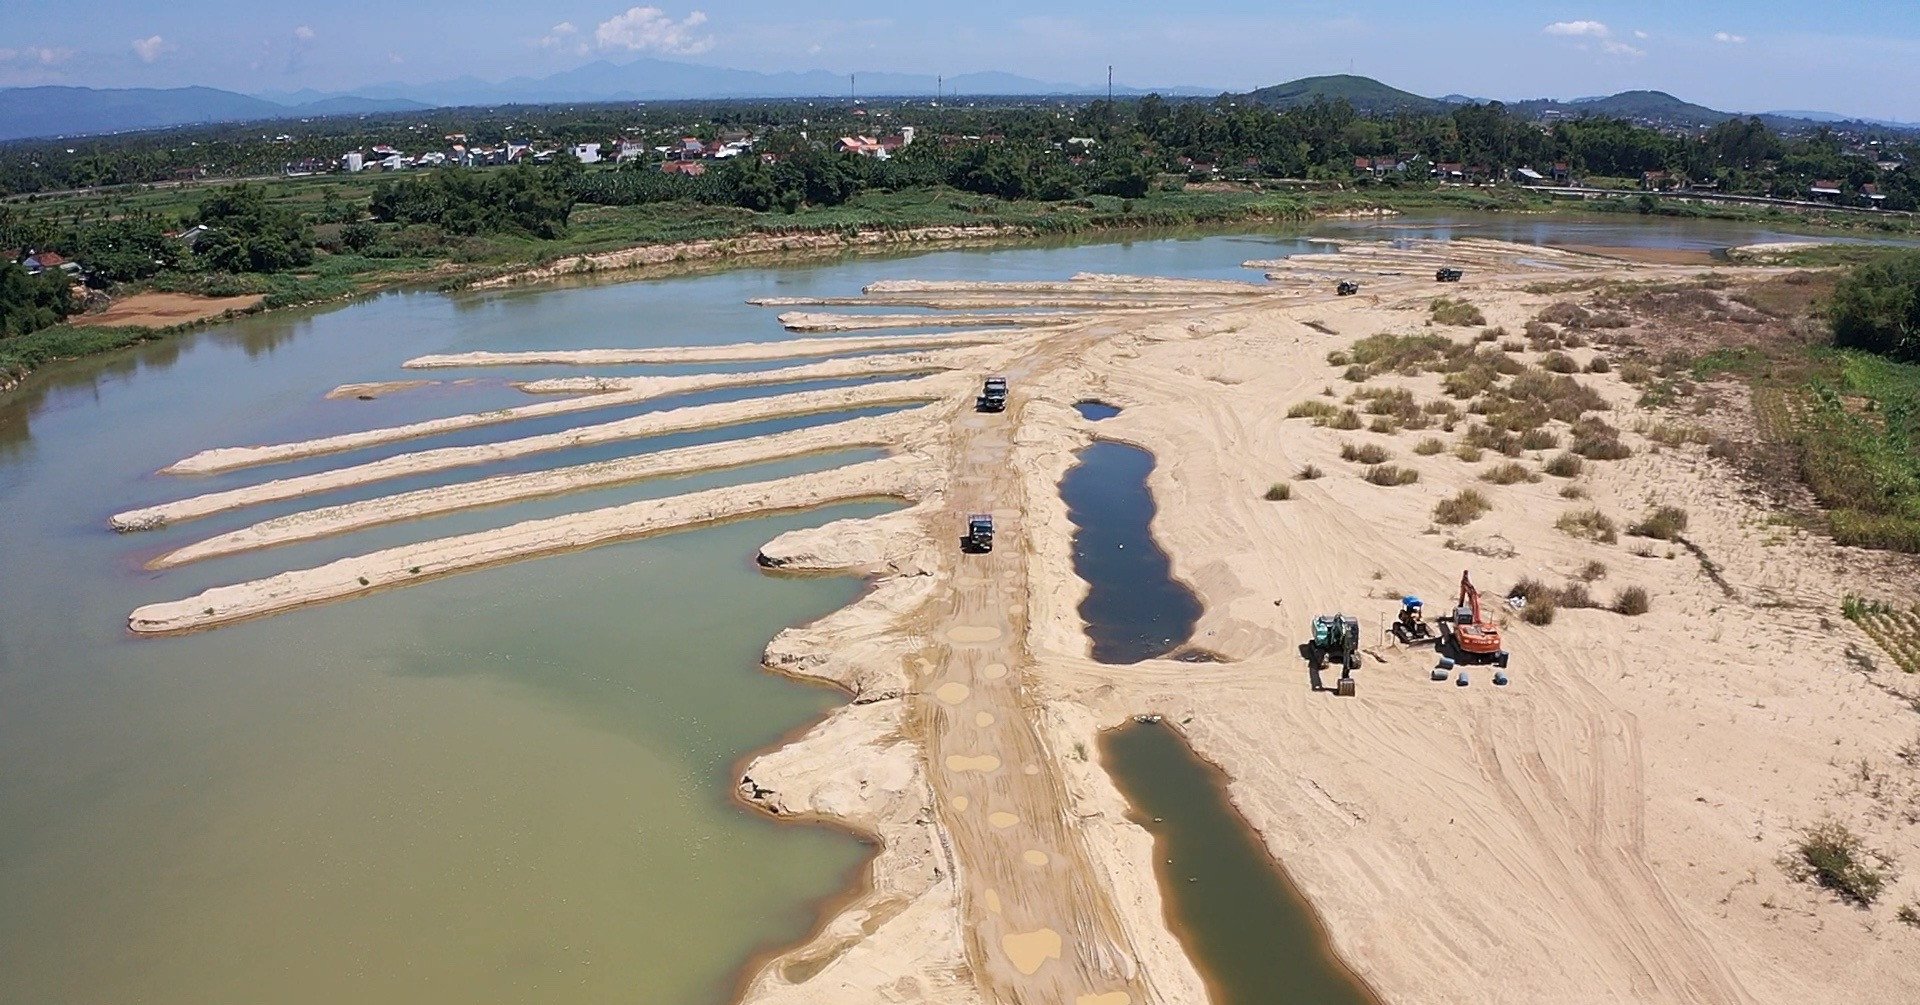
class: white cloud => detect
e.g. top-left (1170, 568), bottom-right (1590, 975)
top-left (294, 25), bottom-right (316, 41)
top-left (1542, 20), bottom-right (1643, 57)
top-left (1633, 29), bottom-right (1649, 40)
top-left (594, 7), bottom-right (713, 56)
top-left (538, 21), bottom-right (589, 54)
top-left (131, 35), bottom-right (171, 63)
top-left (388, 51), bottom-right (405, 65)
top-left (1544, 20), bottom-right (1609, 38)
top-left (1713, 31), bottom-right (1747, 44)
top-left (0, 46), bottom-right (74, 66)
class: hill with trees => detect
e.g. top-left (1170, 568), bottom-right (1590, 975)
top-left (1245, 75), bottom-right (1449, 116)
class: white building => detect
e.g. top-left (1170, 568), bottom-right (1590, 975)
top-left (342, 151), bottom-right (365, 172)
top-left (572, 142), bottom-right (602, 164)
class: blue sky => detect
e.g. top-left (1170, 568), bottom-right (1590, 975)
top-left (5, 1), bottom-right (1920, 118)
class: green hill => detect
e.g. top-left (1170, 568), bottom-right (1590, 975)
top-left (1243, 75), bottom-right (1448, 116)
top-left (1511, 90), bottom-right (1733, 127)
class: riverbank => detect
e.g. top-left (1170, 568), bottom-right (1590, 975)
top-left (0, 185), bottom-right (1544, 391)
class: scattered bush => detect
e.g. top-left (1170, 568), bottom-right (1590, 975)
top-left (1898, 904), bottom-right (1920, 928)
top-left (1369, 416), bottom-right (1400, 433)
top-left (1431, 297), bottom-right (1487, 327)
top-left (1454, 443), bottom-right (1484, 462)
top-left (1326, 349), bottom-right (1352, 367)
top-left (1586, 356), bottom-right (1612, 374)
top-left (1481, 461), bottom-right (1538, 485)
top-left (1363, 464), bottom-right (1420, 486)
top-left (1788, 820), bottom-right (1894, 906)
top-left (1540, 351), bottom-right (1579, 374)
top-left (1543, 452), bottom-right (1585, 478)
top-left (1829, 251), bottom-right (1920, 361)
top-left (1611, 585), bottom-right (1651, 615)
top-left (1577, 560), bottom-right (1609, 581)
top-left (1287, 400), bottom-right (1340, 420)
top-left (1571, 416), bottom-right (1632, 460)
top-left (1500, 339), bottom-right (1525, 353)
top-left (1414, 437), bottom-right (1446, 455)
top-left (1341, 442), bottom-right (1392, 464)
top-left (1478, 326), bottom-right (1505, 343)
top-left (1559, 484), bottom-right (1588, 499)
top-left (1556, 508), bottom-right (1619, 544)
top-left (1519, 428), bottom-right (1559, 451)
top-left (1433, 488), bottom-right (1493, 525)
top-left (1297, 464), bottom-right (1324, 480)
top-left (1628, 505), bottom-right (1690, 541)
top-left (1328, 408), bottom-right (1363, 430)
top-left (1264, 483), bottom-right (1292, 501)
top-left (1555, 582), bottom-right (1597, 609)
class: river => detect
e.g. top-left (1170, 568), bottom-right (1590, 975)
top-left (0, 212), bottom-right (1867, 1003)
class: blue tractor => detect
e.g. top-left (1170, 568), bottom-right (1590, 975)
top-left (1391, 595), bottom-right (1438, 646)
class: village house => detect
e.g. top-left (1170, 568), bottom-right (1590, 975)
top-left (1809, 179), bottom-right (1844, 200)
top-left (660, 160), bottom-right (706, 177)
top-left (1640, 170), bottom-right (1681, 192)
top-left (571, 143), bottom-right (602, 165)
top-left (1861, 183), bottom-right (1887, 207)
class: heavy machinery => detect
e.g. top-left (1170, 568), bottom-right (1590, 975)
top-left (1307, 614), bottom-right (1362, 695)
top-left (1391, 595), bottom-right (1437, 645)
top-left (1439, 570), bottom-right (1509, 667)
top-left (964, 513), bottom-right (995, 553)
top-left (976, 376), bottom-right (1008, 413)
top-left (1336, 280), bottom-right (1360, 296)
top-left (1435, 267), bottom-right (1464, 283)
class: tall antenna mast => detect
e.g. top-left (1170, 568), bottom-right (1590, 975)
top-left (938, 74), bottom-right (943, 103)
top-left (850, 73), bottom-right (856, 105)
top-left (1108, 65), bottom-right (1113, 102)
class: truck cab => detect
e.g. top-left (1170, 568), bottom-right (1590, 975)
top-left (964, 514), bottom-right (995, 553)
top-left (977, 377), bottom-right (1008, 413)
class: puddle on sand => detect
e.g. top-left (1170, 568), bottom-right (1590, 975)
top-left (1103, 720), bottom-right (1379, 1005)
top-left (1060, 441), bottom-right (1201, 663)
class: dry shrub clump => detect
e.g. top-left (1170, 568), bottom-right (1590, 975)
top-left (1540, 351), bottom-right (1580, 374)
top-left (1328, 408), bottom-right (1364, 430)
top-left (1364, 464), bottom-right (1420, 486)
top-left (1297, 463), bottom-right (1325, 480)
top-left (1612, 585), bottom-right (1650, 615)
top-left (1414, 437), bottom-right (1446, 455)
top-left (1556, 508), bottom-right (1619, 544)
top-left (1543, 452), bottom-right (1585, 477)
top-left (1431, 297), bottom-right (1487, 327)
top-left (1480, 461), bottom-right (1538, 485)
top-left (1571, 416), bottom-right (1633, 460)
top-left (1628, 505), bottom-right (1690, 541)
top-left (1433, 488), bottom-right (1493, 525)
top-left (1287, 400), bottom-right (1341, 421)
top-left (1264, 482), bottom-right (1293, 501)
top-left (1340, 442), bottom-right (1392, 464)
top-left (1508, 577), bottom-right (1559, 625)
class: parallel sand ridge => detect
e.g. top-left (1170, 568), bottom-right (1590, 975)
top-left (114, 246), bottom-right (1920, 1005)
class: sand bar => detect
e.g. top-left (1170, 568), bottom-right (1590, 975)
top-left (113, 376), bottom-right (958, 531)
top-left (148, 411), bottom-right (918, 568)
top-left (128, 455), bottom-right (933, 634)
top-left (403, 330), bottom-right (1023, 369)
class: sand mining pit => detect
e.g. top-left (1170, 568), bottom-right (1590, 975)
top-left (114, 245), bottom-right (1920, 1005)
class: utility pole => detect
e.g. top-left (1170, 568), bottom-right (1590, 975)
top-left (1107, 65), bottom-right (1113, 103)
top-left (850, 73), bottom-right (856, 106)
top-left (938, 74), bottom-right (943, 104)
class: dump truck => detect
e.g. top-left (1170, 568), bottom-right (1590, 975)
top-left (976, 376), bottom-right (1008, 413)
top-left (1336, 280), bottom-right (1360, 296)
top-left (964, 514), bottom-right (995, 553)
top-left (1435, 267), bottom-right (1464, 283)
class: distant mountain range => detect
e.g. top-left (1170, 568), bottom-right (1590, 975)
top-left (1, 63), bottom-right (1914, 143)
top-left (0, 86), bottom-right (428, 142)
top-left (1240, 75), bottom-right (1917, 135)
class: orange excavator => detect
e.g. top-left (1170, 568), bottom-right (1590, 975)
top-left (1441, 570), bottom-right (1509, 668)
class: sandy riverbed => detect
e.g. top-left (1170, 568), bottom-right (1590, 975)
top-left (118, 245), bottom-right (1920, 1004)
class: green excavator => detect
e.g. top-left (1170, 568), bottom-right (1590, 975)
top-left (1307, 613), bottom-right (1361, 696)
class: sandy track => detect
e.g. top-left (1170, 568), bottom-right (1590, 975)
top-left (128, 454), bottom-right (933, 634)
top-left (113, 376), bottom-right (959, 530)
top-left (147, 410), bottom-right (923, 568)
top-left (403, 330), bottom-right (1025, 368)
